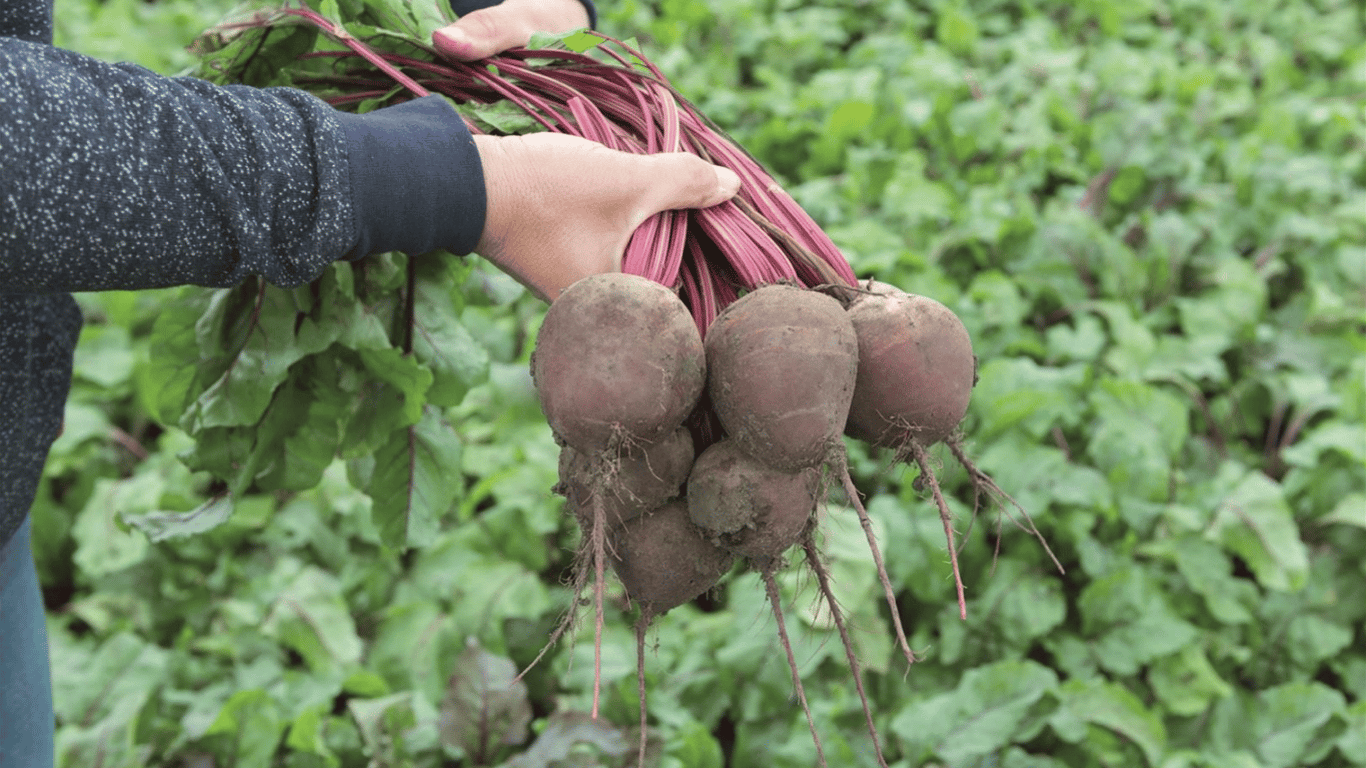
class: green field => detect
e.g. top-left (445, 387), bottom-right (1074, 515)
top-left (35, 0), bottom-right (1366, 766)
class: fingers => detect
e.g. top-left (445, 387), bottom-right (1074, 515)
top-left (637, 154), bottom-right (742, 215)
top-left (471, 133), bottom-right (744, 301)
top-left (433, 11), bottom-right (527, 62)
top-left (434, 0), bottom-right (592, 62)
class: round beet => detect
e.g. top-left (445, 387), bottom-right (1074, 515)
top-left (533, 274), bottom-right (705, 454)
top-left (686, 439), bottom-right (818, 564)
top-left (845, 287), bottom-right (975, 448)
top-left (558, 426), bottom-right (695, 527)
top-left (610, 500), bottom-right (733, 616)
top-left (705, 284), bottom-right (858, 471)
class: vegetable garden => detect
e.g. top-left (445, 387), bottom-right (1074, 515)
top-left (37, 0), bottom-right (1366, 766)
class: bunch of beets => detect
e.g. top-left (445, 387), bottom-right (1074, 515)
top-left (192, 7), bottom-right (1060, 763)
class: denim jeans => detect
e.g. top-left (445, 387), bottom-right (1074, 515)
top-left (0, 515), bottom-right (54, 768)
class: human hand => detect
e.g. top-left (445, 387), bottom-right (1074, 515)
top-left (473, 133), bottom-right (742, 301)
top-left (433, 0), bottom-right (590, 62)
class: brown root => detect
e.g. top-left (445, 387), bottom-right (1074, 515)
top-left (592, 492), bottom-right (607, 719)
top-left (801, 535), bottom-right (888, 768)
top-left (907, 441), bottom-right (968, 620)
top-left (635, 615), bottom-right (650, 768)
top-left (514, 526), bottom-right (593, 684)
top-left (946, 435), bottom-right (1065, 576)
top-left (837, 467), bottom-right (917, 669)
top-left (763, 571), bottom-right (827, 768)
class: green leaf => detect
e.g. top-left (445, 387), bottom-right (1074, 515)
top-left (122, 494), bottom-right (234, 542)
top-left (527, 27), bottom-right (600, 53)
top-left (51, 632), bottom-right (168, 728)
top-left (206, 690), bottom-right (287, 766)
top-left (183, 285), bottom-right (333, 432)
top-left (666, 719), bottom-right (723, 768)
top-left (1286, 614), bottom-right (1354, 671)
top-left (1148, 645), bottom-right (1234, 717)
top-left (936, 3), bottom-right (978, 57)
top-left (1251, 682), bottom-right (1347, 767)
top-left (459, 99), bottom-right (546, 135)
top-left (506, 711), bottom-right (640, 768)
top-left (1052, 679), bottom-right (1166, 766)
top-left (411, 259), bottom-right (489, 407)
top-left (968, 558), bottom-right (1068, 649)
top-left (367, 406), bottom-right (463, 549)
top-left (891, 659), bottom-right (1058, 764)
top-left (1323, 493), bottom-right (1366, 528)
top-left (971, 358), bottom-right (1087, 439)
top-left (139, 287), bottom-right (216, 423)
top-left (1167, 535), bottom-right (1256, 624)
top-left (1337, 700), bottom-right (1366, 764)
top-left (358, 347), bottom-right (434, 425)
top-left (51, 632), bottom-right (170, 767)
top-left (1087, 378), bottom-right (1190, 507)
top-left (1207, 471), bottom-right (1310, 592)
top-left (348, 693), bottom-right (420, 761)
top-left (73, 476), bottom-right (153, 576)
top-left (285, 706), bottom-right (341, 768)
top-left (73, 323), bottom-right (136, 388)
top-left (262, 565), bottom-right (364, 670)
top-left (1077, 567), bottom-right (1201, 675)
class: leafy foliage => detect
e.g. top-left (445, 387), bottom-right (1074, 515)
top-left (35, 0), bottom-right (1366, 766)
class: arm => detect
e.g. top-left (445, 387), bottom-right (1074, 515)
top-left (0, 39), bottom-right (482, 294)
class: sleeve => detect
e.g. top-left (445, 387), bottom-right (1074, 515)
top-left (0, 0), bottom-right (54, 45)
top-left (0, 38), bottom-right (485, 295)
top-left (448, 0), bottom-right (598, 29)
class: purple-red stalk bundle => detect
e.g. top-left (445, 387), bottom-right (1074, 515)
top-left (284, 15), bottom-right (858, 334)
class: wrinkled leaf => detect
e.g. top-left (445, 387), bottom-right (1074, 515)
top-left (438, 642), bottom-right (533, 761)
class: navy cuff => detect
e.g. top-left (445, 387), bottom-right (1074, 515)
top-left (447, 0), bottom-right (597, 31)
top-left (335, 95), bottom-right (485, 258)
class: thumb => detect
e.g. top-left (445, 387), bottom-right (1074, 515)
top-left (636, 154), bottom-right (743, 215)
top-left (433, 9), bottom-right (528, 62)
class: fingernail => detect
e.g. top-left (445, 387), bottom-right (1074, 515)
top-left (717, 167), bottom-right (741, 199)
top-left (433, 27), bottom-right (469, 57)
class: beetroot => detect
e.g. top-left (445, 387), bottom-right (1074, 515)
top-left (704, 284), bottom-right (858, 471)
top-left (532, 273), bottom-right (705, 454)
top-left (685, 439), bottom-right (818, 566)
top-left (610, 500), bottom-right (733, 617)
top-left (844, 284), bottom-right (976, 448)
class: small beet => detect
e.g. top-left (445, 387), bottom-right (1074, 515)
top-left (844, 285), bottom-right (975, 449)
top-left (610, 500), bottom-right (732, 617)
top-left (686, 439), bottom-right (818, 565)
top-left (558, 426), bottom-right (695, 527)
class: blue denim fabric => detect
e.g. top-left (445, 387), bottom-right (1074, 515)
top-left (0, 514), bottom-right (54, 768)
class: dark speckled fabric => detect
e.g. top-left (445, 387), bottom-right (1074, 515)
top-left (0, 0), bottom-right (526, 548)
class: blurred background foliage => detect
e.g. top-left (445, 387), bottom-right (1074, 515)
top-left (36, 0), bottom-right (1366, 766)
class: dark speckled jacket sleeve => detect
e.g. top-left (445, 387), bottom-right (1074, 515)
top-left (0, 38), bottom-right (486, 293)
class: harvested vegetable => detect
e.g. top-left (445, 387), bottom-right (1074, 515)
top-left (685, 438), bottom-right (818, 566)
top-left (532, 273), bottom-right (704, 454)
top-left (184, 5), bottom-right (1049, 766)
top-left (704, 284), bottom-right (858, 471)
top-left (530, 273), bottom-right (703, 719)
top-left (845, 283), bottom-right (976, 449)
top-left (557, 426), bottom-right (693, 528)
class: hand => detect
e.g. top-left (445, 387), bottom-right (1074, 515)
top-left (433, 0), bottom-right (591, 62)
top-left (473, 133), bottom-right (742, 301)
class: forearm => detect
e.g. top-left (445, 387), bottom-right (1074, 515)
top-left (0, 39), bottom-right (482, 294)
